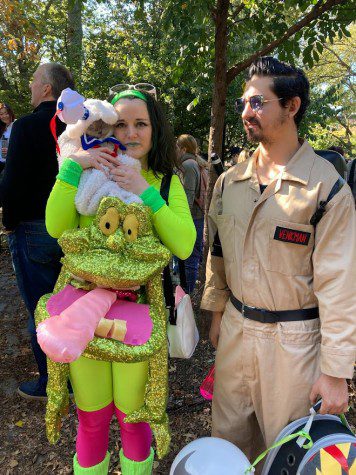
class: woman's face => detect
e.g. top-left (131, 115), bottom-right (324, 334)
top-left (114, 98), bottom-right (152, 163)
top-left (0, 108), bottom-right (12, 126)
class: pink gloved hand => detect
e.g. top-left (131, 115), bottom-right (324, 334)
top-left (37, 288), bottom-right (116, 363)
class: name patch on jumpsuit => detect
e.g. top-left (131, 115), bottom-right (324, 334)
top-left (274, 226), bottom-right (311, 246)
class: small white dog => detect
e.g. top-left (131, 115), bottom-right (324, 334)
top-left (57, 93), bottom-right (142, 215)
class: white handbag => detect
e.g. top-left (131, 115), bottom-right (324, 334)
top-left (167, 285), bottom-right (199, 359)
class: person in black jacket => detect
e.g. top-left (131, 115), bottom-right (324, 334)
top-left (0, 63), bottom-right (75, 400)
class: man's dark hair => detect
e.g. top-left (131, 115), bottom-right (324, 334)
top-left (108, 90), bottom-right (179, 177)
top-left (247, 56), bottom-right (310, 127)
top-left (42, 63), bottom-right (75, 100)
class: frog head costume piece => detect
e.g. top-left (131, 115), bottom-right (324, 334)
top-left (35, 196), bottom-right (171, 459)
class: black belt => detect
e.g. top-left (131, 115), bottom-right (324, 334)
top-left (230, 295), bottom-right (319, 324)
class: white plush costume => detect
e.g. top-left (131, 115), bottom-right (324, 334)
top-left (56, 89), bottom-right (142, 216)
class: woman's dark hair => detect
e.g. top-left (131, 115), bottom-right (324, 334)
top-left (247, 56), bottom-right (310, 127)
top-left (108, 90), bottom-right (179, 177)
top-left (0, 103), bottom-right (15, 136)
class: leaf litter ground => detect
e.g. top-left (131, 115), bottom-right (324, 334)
top-left (0, 243), bottom-right (354, 474)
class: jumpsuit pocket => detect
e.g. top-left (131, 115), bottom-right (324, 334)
top-left (278, 319), bottom-right (321, 346)
top-left (267, 219), bottom-right (314, 276)
top-left (277, 320), bottom-right (321, 396)
top-left (216, 214), bottom-right (235, 263)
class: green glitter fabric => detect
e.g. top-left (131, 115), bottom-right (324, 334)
top-left (35, 197), bottom-right (172, 458)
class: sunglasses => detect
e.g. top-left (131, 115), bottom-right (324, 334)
top-left (235, 95), bottom-right (283, 113)
top-left (109, 83), bottom-right (157, 100)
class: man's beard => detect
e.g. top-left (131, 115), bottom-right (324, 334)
top-left (244, 119), bottom-right (264, 143)
top-left (244, 112), bottom-right (287, 144)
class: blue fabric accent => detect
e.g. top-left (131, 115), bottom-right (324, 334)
top-left (80, 134), bottom-right (126, 151)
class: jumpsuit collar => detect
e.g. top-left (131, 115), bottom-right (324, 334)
top-left (230, 139), bottom-right (315, 187)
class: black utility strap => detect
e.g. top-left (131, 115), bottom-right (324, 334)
top-left (348, 159), bottom-right (356, 189)
top-left (160, 173), bottom-right (172, 204)
top-left (212, 232), bottom-right (223, 257)
top-left (310, 177), bottom-right (345, 227)
top-left (212, 175), bottom-right (226, 258)
top-left (159, 174), bottom-right (177, 324)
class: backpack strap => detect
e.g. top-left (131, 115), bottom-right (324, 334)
top-left (160, 173), bottom-right (172, 205)
top-left (211, 174), bottom-right (226, 258)
top-left (184, 157), bottom-right (203, 206)
top-left (159, 173), bottom-right (177, 324)
top-left (221, 175), bottom-right (226, 195)
top-left (347, 159), bottom-right (356, 189)
top-left (310, 177), bottom-right (345, 227)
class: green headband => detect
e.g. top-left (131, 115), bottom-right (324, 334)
top-left (110, 90), bottom-right (147, 106)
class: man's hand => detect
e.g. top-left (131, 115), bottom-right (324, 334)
top-left (310, 374), bottom-right (349, 414)
top-left (209, 311), bottom-right (223, 349)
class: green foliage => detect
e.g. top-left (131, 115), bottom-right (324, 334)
top-left (0, 0), bottom-right (354, 156)
top-left (304, 25), bottom-right (355, 157)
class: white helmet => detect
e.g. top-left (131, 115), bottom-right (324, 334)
top-left (170, 437), bottom-right (251, 475)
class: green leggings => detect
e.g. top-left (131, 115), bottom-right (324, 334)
top-left (70, 356), bottom-right (148, 414)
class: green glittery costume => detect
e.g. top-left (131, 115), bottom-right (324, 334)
top-left (35, 196), bottom-right (172, 459)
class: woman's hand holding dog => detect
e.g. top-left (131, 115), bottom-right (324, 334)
top-left (110, 164), bottom-right (149, 195)
top-left (70, 147), bottom-right (118, 172)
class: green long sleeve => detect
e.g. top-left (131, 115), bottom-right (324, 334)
top-left (144, 174), bottom-right (196, 259)
top-left (46, 160), bottom-right (196, 259)
top-left (46, 179), bottom-right (79, 237)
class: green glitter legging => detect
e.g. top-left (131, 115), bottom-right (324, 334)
top-left (70, 356), bottom-right (149, 414)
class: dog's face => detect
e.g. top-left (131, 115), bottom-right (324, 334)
top-left (86, 119), bottom-right (114, 139)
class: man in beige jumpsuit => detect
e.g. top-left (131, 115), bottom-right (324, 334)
top-left (201, 57), bottom-right (356, 467)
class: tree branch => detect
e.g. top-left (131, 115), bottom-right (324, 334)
top-left (335, 115), bottom-right (352, 136)
top-left (329, 131), bottom-right (349, 148)
top-left (230, 2), bottom-right (245, 23)
top-left (226, 0), bottom-right (345, 84)
top-left (42, 0), bottom-right (55, 18)
top-left (323, 44), bottom-right (354, 74)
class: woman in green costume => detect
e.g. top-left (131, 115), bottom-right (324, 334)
top-left (45, 88), bottom-right (196, 474)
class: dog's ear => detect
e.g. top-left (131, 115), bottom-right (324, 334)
top-left (84, 100), bottom-right (119, 125)
top-left (66, 100), bottom-right (118, 139)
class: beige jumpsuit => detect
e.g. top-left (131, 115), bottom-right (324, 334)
top-left (201, 140), bottom-right (356, 463)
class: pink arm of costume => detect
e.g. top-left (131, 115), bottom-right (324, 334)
top-left (37, 288), bottom-right (116, 363)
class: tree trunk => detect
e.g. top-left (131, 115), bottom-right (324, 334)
top-left (67, 0), bottom-right (83, 79)
top-left (199, 0), bottom-right (230, 338)
top-left (208, 0), bottom-right (229, 160)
